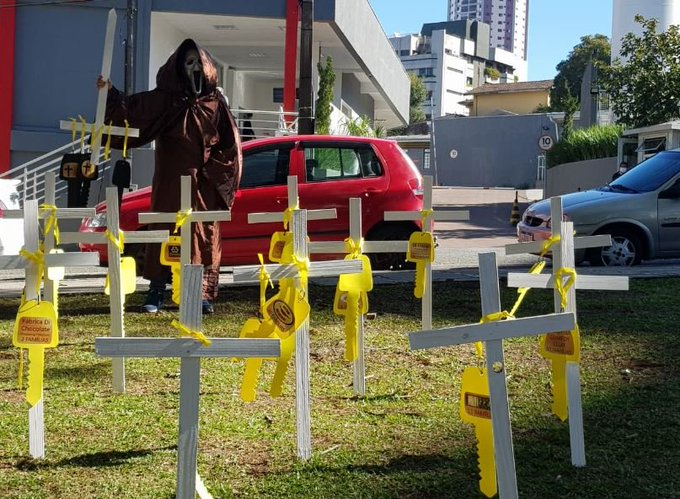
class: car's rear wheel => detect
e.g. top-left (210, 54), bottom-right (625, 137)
top-left (366, 224), bottom-right (418, 271)
top-left (591, 230), bottom-right (642, 266)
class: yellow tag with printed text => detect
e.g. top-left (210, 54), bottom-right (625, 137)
top-left (263, 279), bottom-right (310, 336)
top-left (160, 236), bottom-right (182, 265)
top-left (13, 300), bottom-right (58, 349)
top-left (333, 289), bottom-right (368, 316)
top-left (268, 231), bottom-right (293, 263)
top-left (104, 257), bottom-right (137, 296)
top-left (539, 328), bottom-right (581, 363)
top-left (460, 367), bottom-right (496, 499)
top-left (406, 231), bottom-right (434, 263)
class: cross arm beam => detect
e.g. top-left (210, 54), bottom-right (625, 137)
top-left (233, 259), bottom-right (362, 282)
top-left (248, 209), bottom-right (337, 224)
top-left (139, 211), bottom-right (232, 224)
top-left (95, 337), bottom-right (280, 358)
top-left (385, 210), bottom-right (469, 222)
top-left (309, 240), bottom-right (408, 254)
top-left (507, 273), bottom-right (629, 291)
top-left (504, 234), bottom-right (612, 256)
top-left (409, 312), bottom-right (575, 350)
top-left (60, 230), bottom-right (169, 245)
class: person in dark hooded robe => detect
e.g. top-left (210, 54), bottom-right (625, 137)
top-left (97, 39), bottom-right (242, 314)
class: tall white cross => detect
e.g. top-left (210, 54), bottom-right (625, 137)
top-left (232, 176), bottom-right (361, 460)
top-left (385, 175), bottom-right (469, 329)
top-left (1, 199), bottom-right (100, 459)
top-left (504, 196), bottom-right (629, 467)
top-left (410, 252), bottom-right (576, 499)
top-left (58, 9), bottom-right (140, 166)
top-left (61, 186), bottom-right (169, 393)
top-left (96, 265), bottom-right (280, 499)
top-left (139, 175), bottom-right (232, 302)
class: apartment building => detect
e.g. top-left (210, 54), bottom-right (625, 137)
top-left (448, 0), bottom-right (529, 61)
top-left (390, 21), bottom-right (527, 118)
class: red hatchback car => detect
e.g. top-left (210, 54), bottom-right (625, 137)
top-left (79, 135), bottom-right (424, 270)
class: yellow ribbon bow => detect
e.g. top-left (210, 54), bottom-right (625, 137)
top-left (171, 319), bottom-right (211, 347)
top-left (39, 204), bottom-right (60, 246)
top-left (105, 229), bottom-right (125, 252)
top-left (174, 209), bottom-right (193, 234)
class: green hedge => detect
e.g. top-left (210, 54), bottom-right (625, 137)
top-left (546, 124), bottom-right (624, 168)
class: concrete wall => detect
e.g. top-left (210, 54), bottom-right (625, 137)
top-left (432, 113), bottom-right (558, 188)
top-left (545, 157), bottom-right (618, 197)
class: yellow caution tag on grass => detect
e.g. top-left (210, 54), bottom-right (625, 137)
top-left (406, 231), bottom-right (435, 299)
top-left (539, 326), bottom-right (580, 421)
top-left (13, 300), bottom-right (58, 406)
top-left (460, 367), bottom-right (497, 499)
top-left (104, 257), bottom-right (137, 296)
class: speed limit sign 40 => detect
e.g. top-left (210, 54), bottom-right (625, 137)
top-left (538, 135), bottom-right (554, 151)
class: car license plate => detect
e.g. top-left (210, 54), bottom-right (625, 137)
top-left (519, 231), bottom-right (534, 242)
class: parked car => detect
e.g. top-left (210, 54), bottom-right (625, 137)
top-left (79, 135), bottom-right (424, 270)
top-left (517, 149), bottom-right (680, 266)
top-left (0, 178), bottom-right (24, 255)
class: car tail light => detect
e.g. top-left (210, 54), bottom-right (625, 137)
top-left (408, 177), bottom-right (423, 197)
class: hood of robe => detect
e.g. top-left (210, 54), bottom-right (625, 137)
top-left (155, 39), bottom-right (219, 97)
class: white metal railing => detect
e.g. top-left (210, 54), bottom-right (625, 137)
top-left (233, 108), bottom-right (298, 140)
top-left (1, 135), bottom-right (110, 207)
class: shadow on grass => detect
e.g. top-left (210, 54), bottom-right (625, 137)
top-left (46, 361), bottom-right (110, 381)
top-left (16, 445), bottom-right (176, 470)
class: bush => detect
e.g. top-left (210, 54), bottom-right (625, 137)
top-left (546, 124), bottom-right (624, 167)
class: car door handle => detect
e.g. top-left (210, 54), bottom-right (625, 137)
top-left (364, 188), bottom-right (380, 195)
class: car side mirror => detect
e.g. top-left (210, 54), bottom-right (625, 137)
top-left (660, 180), bottom-right (680, 199)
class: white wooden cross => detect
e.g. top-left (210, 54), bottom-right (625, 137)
top-left (409, 252), bottom-right (576, 499)
top-left (232, 176), bottom-right (361, 460)
top-left (308, 197), bottom-right (378, 396)
top-left (1, 199), bottom-right (100, 459)
top-left (504, 197), bottom-right (629, 467)
top-left (96, 265), bottom-right (280, 499)
top-left (58, 9), bottom-right (140, 166)
top-left (385, 175), bottom-right (469, 329)
top-left (60, 186), bottom-right (169, 393)
top-left (138, 175), bottom-right (232, 302)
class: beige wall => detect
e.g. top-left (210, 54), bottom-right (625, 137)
top-left (545, 157), bottom-right (618, 197)
top-left (472, 90), bottom-right (550, 116)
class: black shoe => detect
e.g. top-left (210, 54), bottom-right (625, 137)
top-left (202, 300), bottom-right (214, 315)
top-left (141, 288), bottom-right (165, 313)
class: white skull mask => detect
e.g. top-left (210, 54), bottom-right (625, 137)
top-left (183, 49), bottom-right (203, 96)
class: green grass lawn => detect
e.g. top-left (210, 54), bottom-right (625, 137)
top-left (0, 277), bottom-right (679, 498)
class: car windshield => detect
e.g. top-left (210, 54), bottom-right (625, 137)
top-left (606, 151), bottom-right (680, 193)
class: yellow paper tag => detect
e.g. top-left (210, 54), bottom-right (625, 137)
top-left (268, 231), bottom-right (293, 263)
top-left (460, 367), bottom-right (496, 499)
top-left (333, 289), bottom-right (368, 315)
top-left (263, 279), bottom-right (310, 336)
top-left (104, 257), bottom-right (137, 296)
top-left (13, 300), bottom-right (58, 349)
top-left (338, 254), bottom-right (373, 292)
top-left (160, 236), bottom-right (182, 265)
top-left (539, 327), bottom-right (580, 363)
top-left (46, 248), bottom-right (65, 281)
top-left (406, 231), bottom-right (434, 263)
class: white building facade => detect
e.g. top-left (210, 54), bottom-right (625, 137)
top-left (448, 0), bottom-right (529, 61)
top-left (390, 21), bottom-right (527, 118)
top-left (612, 0), bottom-right (680, 62)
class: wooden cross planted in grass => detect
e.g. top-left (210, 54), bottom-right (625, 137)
top-left (60, 186), bottom-right (169, 393)
top-left (232, 176), bottom-right (361, 460)
top-left (385, 175), bottom-right (469, 330)
top-left (409, 252), bottom-right (576, 499)
top-left (504, 196), bottom-right (629, 467)
top-left (1, 199), bottom-right (100, 459)
top-left (96, 265), bottom-right (280, 499)
top-left (139, 175), bottom-right (232, 305)
top-left (309, 197), bottom-right (382, 396)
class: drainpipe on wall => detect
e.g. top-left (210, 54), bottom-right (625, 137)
top-left (298, 0), bottom-right (314, 135)
top-left (283, 0), bottom-right (299, 128)
top-left (0, 0), bottom-right (16, 173)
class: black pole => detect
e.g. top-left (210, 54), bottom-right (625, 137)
top-left (124, 0), bottom-right (137, 95)
top-left (298, 0), bottom-right (314, 134)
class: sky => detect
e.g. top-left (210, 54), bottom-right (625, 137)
top-left (368, 0), bottom-right (613, 81)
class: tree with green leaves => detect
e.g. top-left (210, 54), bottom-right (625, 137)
top-left (314, 56), bottom-right (335, 135)
top-left (600, 16), bottom-right (680, 128)
top-left (550, 34), bottom-right (610, 111)
top-left (409, 73), bottom-right (427, 124)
